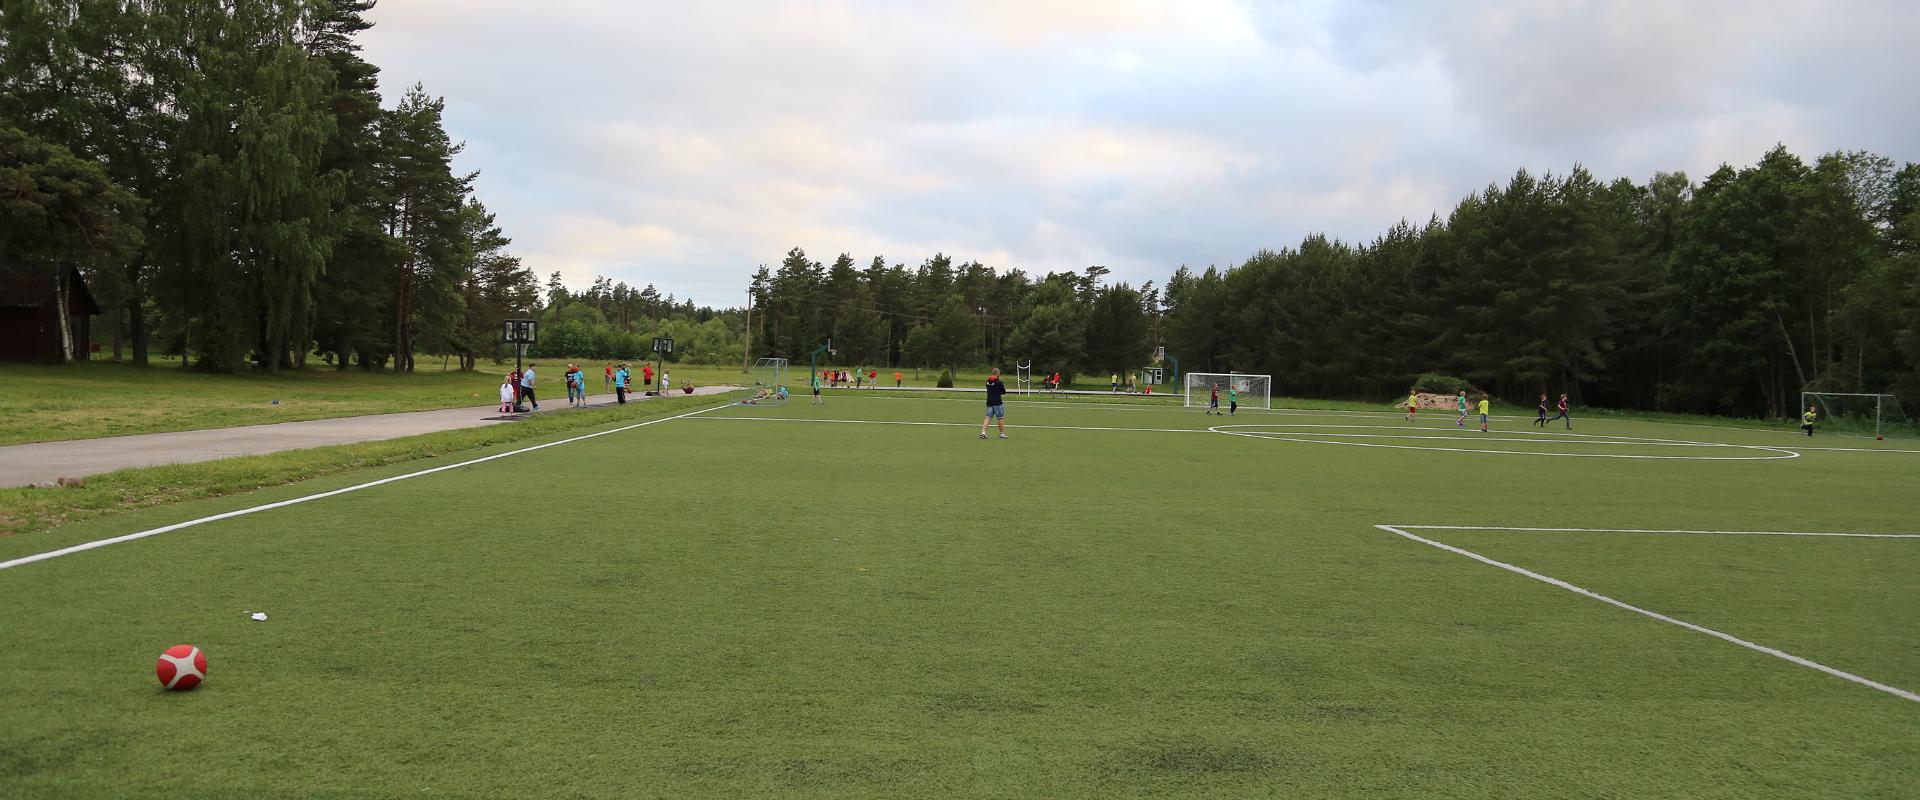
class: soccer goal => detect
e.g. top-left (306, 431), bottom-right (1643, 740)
top-left (1801, 392), bottom-right (1909, 439)
top-left (1185, 372), bottom-right (1272, 410)
top-left (745, 357), bottom-right (790, 406)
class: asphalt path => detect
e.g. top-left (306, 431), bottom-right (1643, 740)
top-left (0, 386), bottom-right (738, 487)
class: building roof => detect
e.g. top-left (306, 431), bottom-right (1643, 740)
top-left (0, 264), bottom-right (100, 314)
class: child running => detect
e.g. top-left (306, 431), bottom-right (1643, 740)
top-left (1406, 390), bottom-right (1419, 422)
top-left (1206, 383), bottom-right (1221, 415)
top-left (1802, 405), bottom-right (1817, 437)
top-left (1477, 395), bottom-right (1491, 433)
top-left (1549, 393), bottom-right (1572, 429)
top-left (1228, 385), bottom-right (1238, 416)
top-left (1534, 394), bottom-right (1549, 427)
top-left (1455, 391), bottom-right (1469, 428)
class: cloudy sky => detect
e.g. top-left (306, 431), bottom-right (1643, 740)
top-left (358, 0), bottom-right (1918, 308)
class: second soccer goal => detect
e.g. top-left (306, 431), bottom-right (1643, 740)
top-left (1185, 372), bottom-right (1272, 410)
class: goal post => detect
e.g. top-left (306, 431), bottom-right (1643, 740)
top-left (1801, 392), bottom-right (1908, 439)
top-left (745, 357), bottom-right (790, 406)
top-left (1185, 372), bottom-right (1272, 410)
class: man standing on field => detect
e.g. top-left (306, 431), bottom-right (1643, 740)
top-left (520, 364), bottom-right (539, 411)
top-left (980, 368), bottom-right (1009, 439)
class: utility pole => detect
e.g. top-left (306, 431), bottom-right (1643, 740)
top-left (742, 288), bottom-right (753, 372)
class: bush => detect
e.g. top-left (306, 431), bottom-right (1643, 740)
top-left (936, 370), bottom-right (954, 388)
top-left (1410, 373), bottom-right (1473, 395)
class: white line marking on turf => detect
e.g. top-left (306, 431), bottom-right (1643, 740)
top-left (1213, 425), bottom-right (1800, 461)
top-left (703, 415), bottom-right (1802, 460)
top-left (1373, 524), bottom-right (1920, 704)
top-left (1390, 525), bottom-right (1920, 539)
top-left (838, 395), bottom-right (1920, 450)
top-left (0, 404), bottom-right (732, 573)
top-left (699, 415), bottom-right (1208, 434)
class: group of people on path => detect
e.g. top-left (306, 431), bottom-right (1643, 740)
top-left (820, 368), bottom-right (900, 389)
top-left (498, 361), bottom-right (678, 412)
top-left (499, 365), bottom-right (542, 413)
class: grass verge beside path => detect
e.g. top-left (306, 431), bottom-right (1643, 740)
top-left (0, 361), bottom-right (522, 446)
top-left (0, 392), bottom-right (739, 542)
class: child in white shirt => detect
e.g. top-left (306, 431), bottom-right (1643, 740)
top-left (499, 379), bottom-right (515, 413)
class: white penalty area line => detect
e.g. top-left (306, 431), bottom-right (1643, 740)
top-left (1373, 524), bottom-right (1920, 704)
top-left (0, 403), bottom-right (733, 573)
top-left (1388, 524), bottom-right (1920, 539)
top-left (698, 415), bottom-right (1208, 435)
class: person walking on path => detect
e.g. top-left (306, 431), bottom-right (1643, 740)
top-left (570, 364), bottom-right (588, 407)
top-left (499, 377), bottom-right (516, 414)
top-left (614, 363), bottom-right (630, 405)
top-left (980, 369), bottom-right (1010, 439)
top-left (1111, 373), bottom-right (1119, 393)
top-left (662, 370), bottom-right (671, 393)
top-left (1548, 393), bottom-right (1572, 429)
top-left (894, 370), bottom-right (903, 388)
top-left (869, 368), bottom-right (878, 388)
top-left (519, 364), bottom-right (540, 411)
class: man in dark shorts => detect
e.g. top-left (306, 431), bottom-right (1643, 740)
top-left (520, 363), bottom-right (539, 411)
top-left (980, 368), bottom-right (1009, 440)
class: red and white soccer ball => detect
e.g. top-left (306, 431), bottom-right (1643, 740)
top-left (156, 644), bottom-right (207, 691)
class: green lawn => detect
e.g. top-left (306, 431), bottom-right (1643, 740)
top-left (2, 394), bottom-right (1916, 798)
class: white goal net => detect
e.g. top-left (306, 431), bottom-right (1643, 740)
top-left (745, 357), bottom-right (790, 406)
top-left (1185, 372), bottom-right (1272, 411)
top-left (1802, 392), bottom-right (1908, 438)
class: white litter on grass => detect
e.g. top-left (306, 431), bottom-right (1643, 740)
top-left (247, 612), bottom-right (268, 621)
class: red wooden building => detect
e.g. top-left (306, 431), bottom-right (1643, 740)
top-left (0, 266), bottom-right (100, 362)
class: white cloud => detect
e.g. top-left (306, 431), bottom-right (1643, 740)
top-left (357, 0), bottom-right (1920, 306)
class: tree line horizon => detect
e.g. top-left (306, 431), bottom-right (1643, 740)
top-left (750, 146), bottom-right (1920, 419)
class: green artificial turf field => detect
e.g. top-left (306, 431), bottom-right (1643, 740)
top-left (2, 394), bottom-right (1915, 798)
